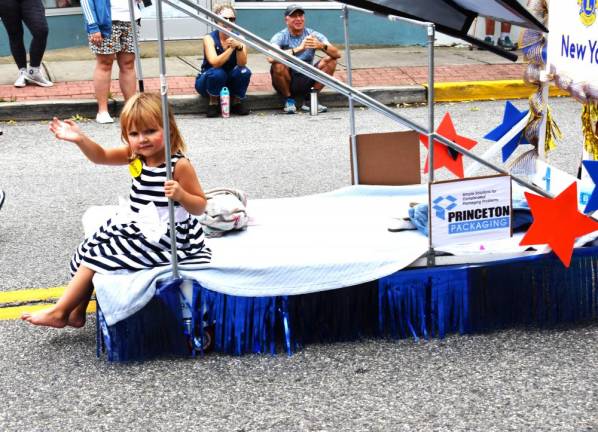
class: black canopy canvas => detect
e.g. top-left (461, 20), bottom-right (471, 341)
top-left (337, 0), bottom-right (547, 61)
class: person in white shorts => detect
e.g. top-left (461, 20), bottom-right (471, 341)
top-left (81, 0), bottom-right (141, 123)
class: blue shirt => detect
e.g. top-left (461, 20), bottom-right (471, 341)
top-left (269, 28), bottom-right (329, 65)
top-left (200, 30), bottom-right (238, 73)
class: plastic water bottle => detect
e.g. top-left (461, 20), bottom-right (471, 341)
top-left (220, 86), bottom-right (230, 118)
top-left (310, 87), bottom-right (318, 116)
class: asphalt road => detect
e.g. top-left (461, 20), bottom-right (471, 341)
top-left (1, 99), bottom-right (596, 431)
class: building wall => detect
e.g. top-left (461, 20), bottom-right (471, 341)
top-left (235, 8), bottom-right (427, 46)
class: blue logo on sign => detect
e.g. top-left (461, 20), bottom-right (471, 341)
top-left (432, 195), bottom-right (457, 220)
top-left (578, 0), bottom-right (596, 26)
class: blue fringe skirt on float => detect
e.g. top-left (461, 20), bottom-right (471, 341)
top-left (97, 247), bottom-right (598, 361)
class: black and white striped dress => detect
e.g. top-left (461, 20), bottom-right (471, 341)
top-left (70, 153), bottom-right (211, 276)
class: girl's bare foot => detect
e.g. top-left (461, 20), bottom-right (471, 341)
top-left (66, 311), bottom-right (86, 328)
top-left (21, 307), bottom-right (68, 328)
top-left (66, 299), bottom-right (89, 328)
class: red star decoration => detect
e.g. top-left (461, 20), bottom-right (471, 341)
top-left (520, 182), bottom-right (598, 267)
top-left (420, 112), bottom-right (478, 178)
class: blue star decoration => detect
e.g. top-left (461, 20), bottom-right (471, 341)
top-left (582, 160), bottom-right (598, 214)
top-left (484, 101), bottom-right (529, 162)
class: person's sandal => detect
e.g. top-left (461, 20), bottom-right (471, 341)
top-left (207, 104), bottom-right (220, 118)
top-left (231, 100), bottom-right (250, 116)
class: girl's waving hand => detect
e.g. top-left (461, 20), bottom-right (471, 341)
top-left (49, 117), bottom-right (129, 166)
top-left (49, 118), bottom-right (83, 143)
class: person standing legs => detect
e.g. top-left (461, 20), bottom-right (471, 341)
top-left (116, 51), bottom-right (136, 101)
top-left (89, 21), bottom-right (139, 124)
top-left (93, 54), bottom-right (115, 123)
top-left (0, 0), bottom-right (52, 87)
top-left (485, 18), bottom-right (515, 51)
top-left (484, 17), bottom-right (496, 45)
top-left (21, 0), bottom-right (52, 86)
top-left (1, 0), bottom-right (29, 86)
top-left (497, 22), bottom-right (515, 51)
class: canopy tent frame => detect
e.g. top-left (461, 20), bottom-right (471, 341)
top-left (155, 0), bottom-right (181, 277)
top-left (336, 0), bottom-right (548, 61)
top-left (152, 0), bottom-right (553, 271)
top-left (128, 0), bottom-right (145, 92)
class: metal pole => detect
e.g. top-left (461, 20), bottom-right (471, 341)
top-left (426, 23), bottom-right (435, 266)
top-left (155, 0), bottom-right (179, 278)
top-left (128, 0), bottom-right (145, 92)
top-left (342, 6), bottom-right (359, 185)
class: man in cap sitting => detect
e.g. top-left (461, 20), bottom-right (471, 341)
top-left (268, 4), bottom-right (341, 114)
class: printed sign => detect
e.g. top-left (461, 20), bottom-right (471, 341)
top-left (429, 175), bottom-right (512, 247)
top-left (546, 0), bottom-right (598, 83)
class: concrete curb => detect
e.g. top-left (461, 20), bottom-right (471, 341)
top-left (0, 80), bottom-right (569, 122)
top-left (0, 85), bottom-right (427, 121)
top-left (431, 79), bottom-right (570, 102)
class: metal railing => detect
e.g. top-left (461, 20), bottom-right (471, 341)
top-left (151, 0), bottom-right (553, 272)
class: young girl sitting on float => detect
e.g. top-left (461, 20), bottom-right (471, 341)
top-left (22, 92), bottom-right (212, 328)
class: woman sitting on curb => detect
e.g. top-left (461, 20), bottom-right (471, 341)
top-left (194, 4), bottom-right (251, 117)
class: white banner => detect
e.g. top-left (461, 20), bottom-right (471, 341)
top-left (546, 1), bottom-right (598, 84)
top-left (430, 175), bottom-right (512, 247)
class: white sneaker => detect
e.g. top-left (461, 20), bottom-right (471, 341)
top-left (14, 69), bottom-right (27, 87)
top-left (25, 67), bottom-right (53, 87)
top-left (95, 112), bottom-right (114, 124)
top-left (300, 103), bottom-right (328, 113)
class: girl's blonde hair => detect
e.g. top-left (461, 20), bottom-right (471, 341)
top-left (120, 92), bottom-right (187, 156)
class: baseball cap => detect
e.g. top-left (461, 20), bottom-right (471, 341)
top-left (284, 4), bottom-right (305, 16)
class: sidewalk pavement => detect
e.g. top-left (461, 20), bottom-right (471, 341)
top-left (0, 42), bottom-right (567, 121)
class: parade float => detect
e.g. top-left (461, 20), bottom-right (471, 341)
top-left (93, 0), bottom-right (598, 361)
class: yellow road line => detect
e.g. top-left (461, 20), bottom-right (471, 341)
top-left (426, 80), bottom-right (570, 102)
top-left (0, 286), bottom-right (66, 305)
top-left (0, 301), bottom-right (96, 321)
